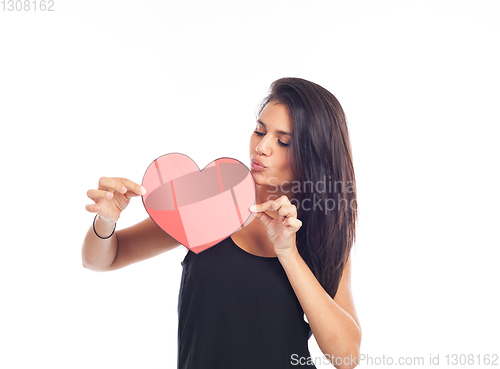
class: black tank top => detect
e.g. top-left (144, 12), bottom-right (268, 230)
top-left (177, 235), bottom-right (316, 369)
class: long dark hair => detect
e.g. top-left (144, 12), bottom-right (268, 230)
top-left (257, 77), bottom-right (358, 299)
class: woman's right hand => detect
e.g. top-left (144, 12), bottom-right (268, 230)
top-left (86, 177), bottom-right (147, 223)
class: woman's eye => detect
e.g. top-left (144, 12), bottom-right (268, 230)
top-left (254, 131), bottom-right (290, 147)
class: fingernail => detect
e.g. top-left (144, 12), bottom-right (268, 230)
top-left (249, 205), bottom-right (257, 212)
top-left (106, 192), bottom-right (113, 199)
top-left (140, 186), bottom-right (147, 195)
top-left (121, 186), bottom-right (127, 194)
top-left (95, 206), bottom-right (100, 212)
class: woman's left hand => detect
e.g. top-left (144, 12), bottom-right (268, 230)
top-left (250, 195), bottom-right (302, 258)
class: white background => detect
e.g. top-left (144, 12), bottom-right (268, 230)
top-left (1, 1), bottom-right (499, 368)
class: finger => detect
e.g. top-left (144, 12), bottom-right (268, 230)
top-left (249, 200), bottom-right (274, 213)
top-left (251, 209), bottom-right (274, 228)
top-left (116, 177), bottom-right (147, 196)
top-left (124, 190), bottom-right (141, 199)
top-left (283, 216), bottom-right (302, 230)
top-left (267, 195), bottom-right (292, 214)
top-left (278, 204), bottom-right (296, 220)
top-left (87, 189), bottom-right (114, 201)
top-left (85, 204), bottom-right (101, 213)
top-left (257, 196), bottom-right (294, 221)
top-left (98, 177), bottom-right (128, 194)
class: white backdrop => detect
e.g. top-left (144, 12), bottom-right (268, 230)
top-left (1, 1), bottom-right (499, 368)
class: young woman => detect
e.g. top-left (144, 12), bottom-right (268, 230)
top-left (82, 77), bottom-right (361, 369)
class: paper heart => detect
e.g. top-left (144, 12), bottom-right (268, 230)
top-left (141, 153), bottom-right (256, 254)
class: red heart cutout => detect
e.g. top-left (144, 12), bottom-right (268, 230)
top-left (141, 153), bottom-right (256, 254)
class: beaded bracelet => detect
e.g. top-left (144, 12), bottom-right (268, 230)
top-left (93, 214), bottom-right (116, 240)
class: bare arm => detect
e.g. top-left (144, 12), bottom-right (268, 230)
top-left (82, 177), bottom-right (181, 272)
top-left (251, 197), bottom-right (361, 369)
top-left (82, 214), bottom-right (119, 271)
top-left (280, 252), bottom-right (361, 369)
top-left (109, 217), bottom-right (180, 271)
top-left (82, 216), bottom-right (181, 272)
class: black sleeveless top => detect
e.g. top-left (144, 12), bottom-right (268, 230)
top-left (177, 235), bottom-right (316, 369)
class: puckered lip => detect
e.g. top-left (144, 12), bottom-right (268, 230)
top-left (251, 157), bottom-right (267, 168)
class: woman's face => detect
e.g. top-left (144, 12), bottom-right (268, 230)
top-left (249, 100), bottom-right (295, 194)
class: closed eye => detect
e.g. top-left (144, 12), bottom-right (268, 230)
top-left (253, 131), bottom-right (290, 147)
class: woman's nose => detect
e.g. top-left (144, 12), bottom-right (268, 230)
top-left (255, 135), bottom-right (271, 155)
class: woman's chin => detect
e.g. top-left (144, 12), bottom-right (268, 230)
top-left (250, 171), bottom-right (266, 182)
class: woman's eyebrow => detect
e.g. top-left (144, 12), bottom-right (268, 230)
top-left (257, 119), bottom-right (292, 136)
